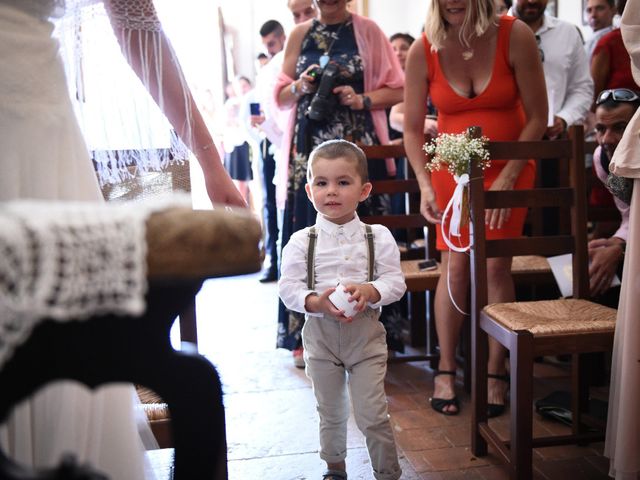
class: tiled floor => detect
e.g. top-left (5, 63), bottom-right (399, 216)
top-left (177, 272), bottom-right (612, 480)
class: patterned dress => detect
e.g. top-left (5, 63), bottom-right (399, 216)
top-left (277, 17), bottom-right (405, 352)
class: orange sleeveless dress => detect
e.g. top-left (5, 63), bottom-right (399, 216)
top-left (423, 15), bottom-right (536, 251)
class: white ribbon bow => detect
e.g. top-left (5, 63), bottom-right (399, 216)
top-left (441, 173), bottom-right (471, 253)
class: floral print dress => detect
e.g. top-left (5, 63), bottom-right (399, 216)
top-left (277, 17), bottom-right (405, 352)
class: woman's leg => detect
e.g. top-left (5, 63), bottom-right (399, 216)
top-left (486, 256), bottom-right (513, 405)
top-left (432, 250), bottom-right (469, 413)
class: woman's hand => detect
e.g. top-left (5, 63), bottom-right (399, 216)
top-left (423, 117), bottom-right (438, 138)
top-left (485, 174), bottom-right (516, 230)
top-left (203, 168), bottom-right (247, 208)
top-left (419, 183), bottom-right (442, 224)
top-left (334, 85), bottom-right (362, 109)
top-left (299, 64), bottom-right (321, 95)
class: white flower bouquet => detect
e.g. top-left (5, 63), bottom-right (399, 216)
top-left (423, 131), bottom-right (490, 177)
top-left (423, 131), bottom-right (490, 247)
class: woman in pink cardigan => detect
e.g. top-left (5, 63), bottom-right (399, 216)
top-left (274, 0), bottom-right (404, 366)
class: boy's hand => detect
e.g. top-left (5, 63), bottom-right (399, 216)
top-left (305, 288), bottom-right (353, 323)
top-left (343, 283), bottom-right (381, 314)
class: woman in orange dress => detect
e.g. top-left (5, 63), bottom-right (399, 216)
top-left (403, 0), bottom-right (547, 415)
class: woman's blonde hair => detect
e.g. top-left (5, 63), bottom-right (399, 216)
top-left (424, 0), bottom-right (496, 51)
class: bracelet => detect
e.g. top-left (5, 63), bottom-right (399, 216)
top-left (197, 141), bottom-right (216, 152)
top-left (290, 81), bottom-right (301, 98)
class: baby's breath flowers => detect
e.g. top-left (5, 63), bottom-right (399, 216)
top-left (423, 132), bottom-right (490, 177)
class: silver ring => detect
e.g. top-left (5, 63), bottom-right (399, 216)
top-left (347, 94), bottom-right (352, 99)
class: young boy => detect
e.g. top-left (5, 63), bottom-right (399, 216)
top-left (278, 140), bottom-right (405, 480)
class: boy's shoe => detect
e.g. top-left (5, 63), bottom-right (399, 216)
top-left (292, 347), bottom-right (305, 368)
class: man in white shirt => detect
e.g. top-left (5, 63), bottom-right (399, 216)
top-left (513, 0), bottom-right (593, 139)
top-left (584, 0), bottom-right (617, 61)
top-left (253, 20), bottom-right (287, 282)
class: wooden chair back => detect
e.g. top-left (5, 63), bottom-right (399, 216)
top-left (466, 125), bottom-right (617, 480)
top-left (468, 125), bottom-right (589, 304)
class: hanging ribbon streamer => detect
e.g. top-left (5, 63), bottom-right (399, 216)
top-left (440, 173), bottom-right (471, 316)
top-left (441, 173), bottom-right (471, 253)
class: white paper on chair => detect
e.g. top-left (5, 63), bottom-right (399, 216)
top-left (547, 253), bottom-right (621, 298)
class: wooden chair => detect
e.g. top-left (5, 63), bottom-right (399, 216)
top-left (467, 125), bottom-right (617, 480)
top-left (359, 143), bottom-right (557, 379)
top-left (359, 143), bottom-right (440, 364)
top-left (95, 150), bottom-right (200, 446)
top-left (0, 205), bottom-right (263, 479)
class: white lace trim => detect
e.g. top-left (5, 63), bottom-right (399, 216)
top-left (56, 0), bottom-right (191, 186)
top-left (0, 195), bottom-right (190, 369)
top-left (106, 0), bottom-right (161, 32)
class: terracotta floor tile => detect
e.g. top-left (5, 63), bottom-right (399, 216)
top-left (418, 446), bottom-right (493, 472)
top-left (395, 426), bottom-right (451, 451)
top-left (534, 456), bottom-right (611, 479)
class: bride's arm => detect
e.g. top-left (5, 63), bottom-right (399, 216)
top-left (103, 0), bottom-right (246, 208)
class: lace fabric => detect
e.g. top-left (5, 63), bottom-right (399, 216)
top-left (56, 0), bottom-right (191, 186)
top-left (0, 196), bottom-right (188, 370)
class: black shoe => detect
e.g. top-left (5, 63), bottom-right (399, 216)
top-left (429, 370), bottom-right (460, 416)
top-left (259, 267), bottom-right (277, 283)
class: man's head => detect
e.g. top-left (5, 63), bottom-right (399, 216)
top-left (306, 140), bottom-right (371, 224)
top-left (288, 0), bottom-right (318, 24)
top-left (260, 20), bottom-right (286, 56)
top-left (594, 88), bottom-right (640, 159)
top-left (586, 0), bottom-right (616, 32)
top-left (513, 0), bottom-right (548, 26)
top-left (256, 52), bottom-right (269, 68)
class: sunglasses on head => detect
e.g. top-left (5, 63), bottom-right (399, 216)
top-left (596, 88), bottom-right (640, 106)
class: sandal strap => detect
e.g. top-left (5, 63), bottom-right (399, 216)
top-left (434, 369), bottom-right (457, 377)
top-left (488, 373), bottom-right (510, 383)
top-left (322, 469), bottom-right (347, 480)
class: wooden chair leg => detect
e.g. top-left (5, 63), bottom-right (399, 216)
top-left (511, 331), bottom-right (534, 480)
top-left (471, 322), bottom-right (489, 457)
top-left (179, 296), bottom-right (198, 346)
top-left (426, 290), bottom-right (439, 370)
top-left (408, 291), bottom-right (427, 348)
top-left (462, 315), bottom-right (471, 394)
top-left (572, 353), bottom-right (591, 444)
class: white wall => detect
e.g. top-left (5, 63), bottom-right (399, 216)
top-left (368, 0), bottom-right (427, 38)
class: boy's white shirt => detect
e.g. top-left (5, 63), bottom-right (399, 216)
top-left (278, 213), bottom-right (407, 317)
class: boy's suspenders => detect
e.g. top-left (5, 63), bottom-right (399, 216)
top-left (306, 224), bottom-right (374, 290)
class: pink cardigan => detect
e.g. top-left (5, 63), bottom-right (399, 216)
top-left (273, 13), bottom-right (405, 209)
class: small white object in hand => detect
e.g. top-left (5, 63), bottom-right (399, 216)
top-left (328, 283), bottom-right (359, 318)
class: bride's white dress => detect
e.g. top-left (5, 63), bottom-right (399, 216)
top-left (0, 1), bottom-right (153, 478)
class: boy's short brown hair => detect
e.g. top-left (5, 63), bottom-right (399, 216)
top-left (307, 139), bottom-right (369, 183)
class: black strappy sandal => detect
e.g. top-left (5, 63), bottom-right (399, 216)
top-left (487, 373), bottom-right (509, 418)
top-left (429, 370), bottom-right (460, 416)
top-left (322, 469), bottom-right (347, 480)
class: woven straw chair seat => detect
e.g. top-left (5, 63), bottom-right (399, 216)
top-left (510, 255), bottom-right (551, 273)
top-left (483, 298), bottom-right (616, 336)
top-left (401, 259), bottom-right (441, 280)
top-left (401, 255), bottom-right (550, 282)
top-left (137, 386), bottom-right (170, 422)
